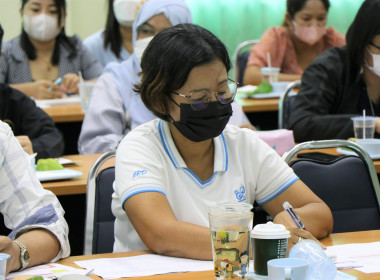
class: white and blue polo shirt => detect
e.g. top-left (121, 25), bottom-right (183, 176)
top-left (112, 119), bottom-right (298, 252)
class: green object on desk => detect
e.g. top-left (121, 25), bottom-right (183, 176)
top-left (36, 158), bottom-right (64, 171)
top-left (246, 81), bottom-right (273, 96)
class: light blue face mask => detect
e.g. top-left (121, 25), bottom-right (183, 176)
top-left (366, 48), bottom-right (380, 77)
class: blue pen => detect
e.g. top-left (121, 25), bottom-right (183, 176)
top-left (283, 201), bottom-right (307, 230)
top-left (48, 77), bottom-right (62, 91)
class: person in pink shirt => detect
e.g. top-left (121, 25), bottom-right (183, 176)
top-left (244, 0), bottom-right (345, 85)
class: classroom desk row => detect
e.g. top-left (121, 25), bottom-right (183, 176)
top-left (42, 151), bottom-right (380, 196)
top-left (57, 230), bottom-right (380, 280)
top-left (42, 97), bottom-right (279, 123)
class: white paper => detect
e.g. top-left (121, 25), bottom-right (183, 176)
top-left (36, 96), bottom-right (81, 108)
top-left (74, 254), bottom-right (214, 279)
top-left (7, 263), bottom-right (90, 280)
top-left (325, 241), bottom-right (380, 273)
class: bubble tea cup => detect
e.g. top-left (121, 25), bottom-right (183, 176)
top-left (209, 202), bottom-right (253, 279)
top-left (251, 222), bottom-right (290, 276)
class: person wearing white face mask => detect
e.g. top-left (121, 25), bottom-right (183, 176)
top-left (0, 0), bottom-right (103, 99)
top-left (78, 0), bottom-right (254, 154)
top-left (84, 0), bottom-right (148, 67)
top-left (288, 0), bottom-right (380, 142)
top-left (244, 0), bottom-right (345, 86)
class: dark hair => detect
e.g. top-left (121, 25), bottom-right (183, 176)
top-left (287, 0), bottom-right (330, 18)
top-left (20, 0), bottom-right (76, 64)
top-left (346, 0), bottom-right (380, 72)
top-left (136, 23), bottom-right (231, 121)
top-left (0, 24), bottom-right (3, 49)
top-left (103, 0), bottom-right (122, 59)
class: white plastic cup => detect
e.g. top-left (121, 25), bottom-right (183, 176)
top-left (78, 82), bottom-right (96, 112)
top-left (289, 239), bottom-right (336, 280)
top-left (260, 67), bottom-right (280, 84)
top-left (267, 258), bottom-right (309, 280)
top-left (209, 202), bottom-right (253, 279)
top-left (0, 253), bottom-right (10, 280)
top-left (351, 116), bottom-right (376, 139)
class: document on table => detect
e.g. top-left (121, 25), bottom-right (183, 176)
top-left (326, 241), bottom-right (380, 273)
top-left (6, 263), bottom-right (90, 280)
top-left (74, 254), bottom-right (214, 279)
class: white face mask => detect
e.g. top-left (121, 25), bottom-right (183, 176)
top-left (365, 48), bottom-right (380, 77)
top-left (292, 20), bottom-right (326, 46)
top-left (113, 0), bottom-right (140, 27)
top-left (23, 13), bottom-right (61, 41)
top-left (134, 36), bottom-right (153, 63)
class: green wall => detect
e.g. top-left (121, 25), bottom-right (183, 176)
top-left (1, 0), bottom-right (364, 59)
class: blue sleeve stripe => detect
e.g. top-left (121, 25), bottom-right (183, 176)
top-left (121, 187), bottom-right (166, 210)
top-left (8, 204), bottom-right (59, 239)
top-left (256, 176), bottom-right (299, 205)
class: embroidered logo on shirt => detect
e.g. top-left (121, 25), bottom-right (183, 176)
top-left (234, 185), bottom-right (246, 202)
top-left (132, 170), bottom-right (147, 179)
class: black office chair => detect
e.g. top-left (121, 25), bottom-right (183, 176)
top-left (84, 150), bottom-right (116, 255)
top-left (278, 80), bottom-right (301, 129)
top-left (283, 140), bottom-right (380, 233)
top-left (232, 39), bottom-right (259, 86)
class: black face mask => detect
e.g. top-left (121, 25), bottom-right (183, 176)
top-left (171, 101), bottom-right (232, 142)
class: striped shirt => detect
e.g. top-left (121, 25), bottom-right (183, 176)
top-left (0, 35), bottom-right (103, 83)
top-left (0, 121), bottom-right (70, 261)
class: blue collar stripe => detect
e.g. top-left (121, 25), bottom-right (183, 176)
top-left (121, 187), bottom-right (166, 210)
top-left (183, 168), bottom-right (217, 189)
top-left (220, 133), bottom-right (228, 171)
top-left (256, 175), bottom-right (299, 205)
top-left (158, 120), bottom-right (179, 168)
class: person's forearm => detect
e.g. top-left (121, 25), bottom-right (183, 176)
top-left (278, 73), bottom-right (302, 82)
top-left (145, 221), bottom-right (212, 260)
top-left (10, 229), bottom-right (60, 272)
top-left (10, 83), bottom-right (34, 97)
top-left (273, 202), bottom-right (333, 239)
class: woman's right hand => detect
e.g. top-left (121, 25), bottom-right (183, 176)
top-left (33, 80), bottom-right (64, 99)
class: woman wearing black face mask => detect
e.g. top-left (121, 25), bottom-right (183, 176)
top-left (112, 24), bottom-right (333, 259)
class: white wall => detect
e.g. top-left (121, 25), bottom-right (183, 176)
top-left (0, 0), bottom-right (107, 42)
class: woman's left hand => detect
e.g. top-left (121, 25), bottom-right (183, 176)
top-left (16, 136), bottom-right (34, 155)
top-left (62, 73), bottom-right (80, 95)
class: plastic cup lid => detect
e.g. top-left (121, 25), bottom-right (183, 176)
top-left (209, 202), bottom-right (253, 215)
top-left (260, 67), bottom-right (280, 72)
top-left (251, 221), bottom-right (290, 239)
top-left (0, 253), bottom-right (10, 260)
top-left (351, 116), bottom-right (377, 121)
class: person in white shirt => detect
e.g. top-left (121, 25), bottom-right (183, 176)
top-left (112, 23), bottom-right (333, 259)
top-left (0, 120), bottom-right (69, 274)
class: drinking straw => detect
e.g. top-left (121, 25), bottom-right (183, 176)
top-left (79, 71), bottom-right (84, 83)
top-left (363, 109), bottom-right (366, 139)
top-left (266, 52), bottom-right (271, 68)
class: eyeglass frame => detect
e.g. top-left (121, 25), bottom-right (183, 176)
top-left (170, 78), bottom-right (239, 111)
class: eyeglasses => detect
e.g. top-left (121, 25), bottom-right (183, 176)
top-left (171, 78), bottom-right (239, 111)
top-left (370, 42), bottom-right (380, 51)
top-left (137, 23), bottom-right (169, 37)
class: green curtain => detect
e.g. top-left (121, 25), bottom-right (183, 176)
top-left (184, 0), bottom-right (364, 65)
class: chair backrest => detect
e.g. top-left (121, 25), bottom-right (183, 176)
top-left (283, 140), bottom-right (380, 233)
top-left (278, 80), bottom-right (301, 129)
top-left (233, 39), bottom-right (259, 85)
top-left (84, 150), bottom-right (116, 255)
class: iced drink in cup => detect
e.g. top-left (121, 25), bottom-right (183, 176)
top-left (209, 202), bottom-right (253, 279)
top-left (78, 82), bottom-right (96, 112)
top-left (260, 67), bottom-right (280, 84)
top-left (351, 116), bottom-right (376, 139)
